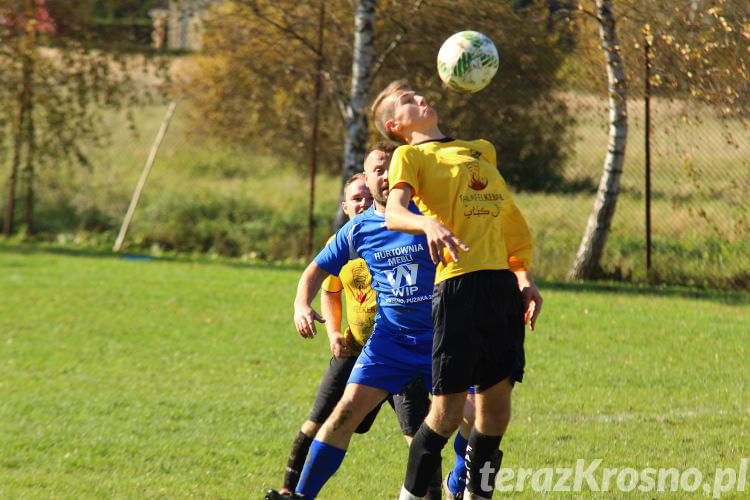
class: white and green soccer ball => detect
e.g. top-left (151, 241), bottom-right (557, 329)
top-left (437, 31), bottom-right (499, 93)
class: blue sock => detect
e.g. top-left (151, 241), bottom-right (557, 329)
top-left (295, 439), bottom-right (347, 499)
top-left (447, 432), bottom-right (469, 494)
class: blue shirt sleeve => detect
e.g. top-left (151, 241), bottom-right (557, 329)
top-left (314, 218), bottom-right (359, 276)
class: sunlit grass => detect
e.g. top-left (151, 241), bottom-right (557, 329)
top-left (0, 247), bottom-right (747, 498)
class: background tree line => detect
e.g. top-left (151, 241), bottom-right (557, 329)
top-left (1, 0), bottom-right (746, 288)
top-left (0, 0), bottom-right (167, 236)
top-left (178, 0), bottom-right (577, 193)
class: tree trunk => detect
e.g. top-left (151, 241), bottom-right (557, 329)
top-left (23, 94), bottom-right (35, 236)
top-left (567, 0), bottom-right (628, 280)
top-left (4, 106), bottom-right (22, 237)
top-left (4, 47), bottom-right (32, 237)
top-left (306, 0), bottom-right (325, 259)
top-left (23, 47), bottom-right (35, 236)
top-left (332, 0), bottom-right (376, 230)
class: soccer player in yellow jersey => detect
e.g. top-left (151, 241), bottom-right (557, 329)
top-left (320, 237), bottom-right (375, 356)
top-left (372, 79), bottom-right (543, 500)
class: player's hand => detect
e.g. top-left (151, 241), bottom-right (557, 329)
top-left (422, 217), bottom-right (470, 266)
top-left (515, 272), bottom-right (542, 331)
top-left (329, 334), bottom-right (353, 358)
top-left (294, 304), bottom-right (325, 339)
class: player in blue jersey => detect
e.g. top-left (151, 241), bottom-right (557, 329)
top-left (265, 143), bottom-right (439, 500)
top-left (267, 142), bottom-right (438, 500)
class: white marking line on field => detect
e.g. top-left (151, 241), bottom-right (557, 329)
top-left (593, 407), bottom-right (730, 423)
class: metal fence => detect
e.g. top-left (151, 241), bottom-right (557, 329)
top-left (518, 81), bottom-right (748, 289)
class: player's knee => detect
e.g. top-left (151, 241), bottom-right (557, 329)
top-left (300, 419), bottom-right (322, 437)
top-left (463, 396), bottom-right (477, 424)
top-left (496, 405), bottom-right (511, 428)
top-left (475, 403), bottom-right (511, 435)
top-left (428, 401), bottom-right (464, 435)
top-left (444, 410), bottom-right (464, 432)
top-left (329, 398), bottom-right (364, 433)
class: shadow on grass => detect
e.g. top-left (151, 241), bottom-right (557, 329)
top-left (0, 243), bottom-right (305, 273)
top-left (538, 279), bottom-right (748, 306)
top-left (2, 243), bottom-right (746, 305)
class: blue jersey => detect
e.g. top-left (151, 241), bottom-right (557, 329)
top-left (315, 204), bottom-right (435, 364)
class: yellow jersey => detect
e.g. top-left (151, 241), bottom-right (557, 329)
top-left (389, 138), bottom-right (533, 284)
top-left (321, 253), bottom-right (377, 348)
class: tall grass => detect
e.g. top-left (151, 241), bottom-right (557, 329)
top-left (5, 95), bottom-right (748, 288)
top-left (520, 93), bottom-right (748, 288)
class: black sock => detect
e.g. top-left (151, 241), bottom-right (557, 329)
top-left (283, 430), bottom-right (314, 491)
top-left (404, 423), bottom-right (449, 497)
top-left (424, 455), bottom-right (443, 500)
top-left (465, 429), bottom-right (503, 497)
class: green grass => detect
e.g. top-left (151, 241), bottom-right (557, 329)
top-left (1, 245), bottom-right (747, 498)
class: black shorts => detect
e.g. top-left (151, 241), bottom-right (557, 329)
top-left (431, 269), bottom-right (525, 395)
top-left (308, 356), bottom-right (430, 435)
top-left (389, 375), bottom-right (431, 436)
top-left (308, 355), bottom-right (382, 433)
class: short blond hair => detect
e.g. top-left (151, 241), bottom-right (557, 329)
top-left (371, 79), bottom-right (411, 144)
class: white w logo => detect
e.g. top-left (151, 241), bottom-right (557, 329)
top-left (384, 263), bottom-right (419, 288)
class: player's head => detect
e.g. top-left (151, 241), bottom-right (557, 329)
top-left (341, 173), bottom-right (373, 220)
top-left (371, 79), bottom-right (436, 145)
top-left (363, 141), bottom-right (397, 210)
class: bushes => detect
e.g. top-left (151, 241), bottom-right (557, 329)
top-left (128, 190), bottom-right (332, 260)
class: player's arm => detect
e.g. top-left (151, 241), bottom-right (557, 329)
top-left (385, 185), bottom-right (469, 266)
top-left (320, 289), bottom-right (352, 358)
top-left (500, 197), bottom-right (540, 329)
top-left (513, 269), bottom-right (542, 331)
top-left (293, 261), bottom-right (331, 339)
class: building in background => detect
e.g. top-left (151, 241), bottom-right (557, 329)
top-left (166, 0), bottom-right (219, 51)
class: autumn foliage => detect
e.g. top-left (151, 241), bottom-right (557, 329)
top-left (175, 0), bottom-right (578, 191)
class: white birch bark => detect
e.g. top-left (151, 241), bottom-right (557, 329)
top-left (333, 0), bottom-right (376, 229)
top-left (568, 0), bottom-right (628, 280)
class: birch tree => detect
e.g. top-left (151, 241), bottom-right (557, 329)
top-left (331, 0), bottom-right (375, 229)
top-left (331, 0), bottom-right (425, 228)
top-left (181, 0), bottom-right (574, 232)
top-left (568, 0), bottom-right (628, 280)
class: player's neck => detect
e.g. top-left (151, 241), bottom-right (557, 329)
top-left (406, 126), bottom-right (445, 145)
top-left (374, 201), bottom-right (386, 215)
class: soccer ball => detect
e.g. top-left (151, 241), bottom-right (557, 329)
top-left (437, 31), bottom-right (499, 93)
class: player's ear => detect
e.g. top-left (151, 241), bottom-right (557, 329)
top-left (385, 119), bottom-right (401, 134)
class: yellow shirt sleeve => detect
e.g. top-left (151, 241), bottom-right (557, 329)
top-left (388, 145), bottom-right (420, 196)
top-left (321, 274), bottom-right (343, 293)
top-left (501, 198), bottom-right (533, 271)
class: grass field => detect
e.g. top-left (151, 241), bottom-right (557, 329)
top-left (1, 245), bottom-right (747, 498)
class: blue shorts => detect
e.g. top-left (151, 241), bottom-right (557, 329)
top-left (348, 342), bottom-right (433, 396)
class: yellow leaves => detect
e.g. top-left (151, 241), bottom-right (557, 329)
top-left (642, 23), bottom-right (653, 46)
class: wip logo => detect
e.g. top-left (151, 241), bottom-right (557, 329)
top-left (384, 263), bottom-right (419, 297)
